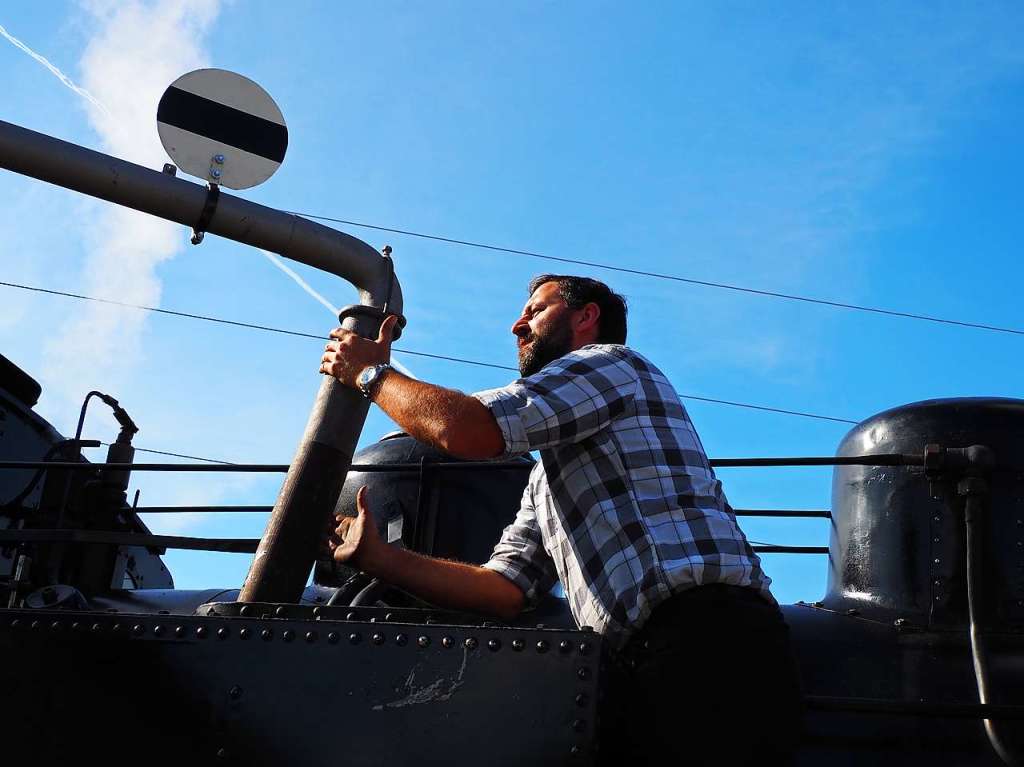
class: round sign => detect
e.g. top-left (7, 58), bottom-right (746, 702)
top-left (157, 69), bottom-right (288, 190)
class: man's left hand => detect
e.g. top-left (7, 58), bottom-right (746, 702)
top-left (320, 314), bottom-right (400, 388)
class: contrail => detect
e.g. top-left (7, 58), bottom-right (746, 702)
top-left (260, 250), bottom-right (418, 378)
top-left (0, 22), bottom-right (111, 118)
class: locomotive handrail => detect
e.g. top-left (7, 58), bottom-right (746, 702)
top-left (0, 454), bottom-right (926, 472)
top-left (0, 530), bottom-right (825, 556)
top-left (131, 505), bottom-right (832, 518)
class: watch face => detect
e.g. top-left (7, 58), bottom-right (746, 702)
top-left (358, 367), bottom-right (375, 387)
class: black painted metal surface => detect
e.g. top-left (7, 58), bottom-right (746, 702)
top-left (826, 397), bottom-right (1024, 627)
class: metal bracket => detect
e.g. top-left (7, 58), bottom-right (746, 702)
top-left (336, 305), bottom-right (407, 341)
top-left (190, 182), bottom-right (221, 245)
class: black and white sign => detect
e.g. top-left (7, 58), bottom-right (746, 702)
top-left (157, 69), bottom-right (288, 190)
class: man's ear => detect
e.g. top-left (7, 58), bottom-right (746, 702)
top-left (574, 302), bottom-right (601, 340)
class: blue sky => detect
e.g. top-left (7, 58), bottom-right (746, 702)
top-left (1, 1), bottom-right (1022, 603)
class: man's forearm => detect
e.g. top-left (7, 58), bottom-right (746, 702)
top-left (372, 371), bottom-right (505, 459)
top-left (362, 544), bottom-right (525, 621)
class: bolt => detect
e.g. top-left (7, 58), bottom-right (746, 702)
top-left (536, 640), bottom-right (549, 653)
top-left (346, 612), bottom-right (357, 621)
top-left (213, 154), bottom-right (225, 164)
top-left (578, 642), bottom-right (591, 656)
top-left (349, 632), bottom-right (361, 645)
top-left (575, 693), bottom-right (589, 707)
top-left (210, 168), bottom-right (222, 179)
top-left (442, 636), bottom-right (454, 648)
top-left (132, 624), bottom-right (144, 636)
top-left (71, 622), bottom-right (81, 632)
top-left (153, 625), bottom-right (164, 637)
top-left (488, 639), bottom-right (501, 651)
top-left (229, 685), bottom-right (242, 700)
top-left (261, 629), bottom-right (273, 641)
top-left (417, 636), bottom-right (430, 648)
top-left (934, 558), bottom-right (941, 565)
top-left (306, 631), bottom-right (318, 643)
top-left (174, 626), bottom-right (185, 638)
top-left (239, 628), bottom-right (250, 640)
top-left (384, 612), bottom-right (394, 622)
top-left (372, 632), bottom-right (385, 645)
top-left (572, 719), bottom-right (586, 732)
top-left (577, 667), bottom-right (591, 680)
top-left (218, 627), bottom-right (230, 640)
top-left (933, 537), bottom-right (940, 543)
top-left (395, 633), bottom-right (408, 646)
top-left (570, 745), bottom-right (581, 756)
top-left (196, 626), bottom-right (208, 639)
top-left (312, 607), bottom-right (321, 618)
top-left (240, 605), bottom-right (254, 617)
top-left (275, 607), bottom-right (287, 618)
top-left (216, 748), bottom-right (228, 759)
top-left (51, 621), bottom-right (62, 632)
top-left (93, 623), bottom-right (103, 633)
top-left (512, 638), bottom-right (525, 651)
top-left (464, 637), bottom-right (478, 650)
top-left (559, 640), bottom-right (572, 653)
top-left (283, 629), bottom-right (295, 643)
top-left (328, 632), bottom-right (340, 644)
top-left (110, 623), bottom-right (120, 632)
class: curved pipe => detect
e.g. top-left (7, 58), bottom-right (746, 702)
top-left (0, 119), bottom-right (403, 603)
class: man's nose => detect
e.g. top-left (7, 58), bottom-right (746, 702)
top-left (511, 316), bottom-right (529, 337)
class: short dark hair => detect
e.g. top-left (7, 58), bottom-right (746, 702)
top-left (528, 274), bottom-right (628, 344)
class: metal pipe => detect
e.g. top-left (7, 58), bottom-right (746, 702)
top-left (0, 119), bottom-right (403, 603)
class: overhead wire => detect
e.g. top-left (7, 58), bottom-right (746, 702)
top-left (0, 278), bottom-right (858, 427)
top-left (288, 211), bottom-right (1024, 338)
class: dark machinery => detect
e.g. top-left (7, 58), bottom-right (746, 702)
top-left (0, 117), bottom-right (1021, 765)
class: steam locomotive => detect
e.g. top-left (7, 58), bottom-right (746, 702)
top-left (1, 116), bottom-right (1022, 765)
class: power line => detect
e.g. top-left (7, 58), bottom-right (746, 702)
top-left (0, 278), bottom-right (857, 425)
top-left (290, 211), bottom-right (1024, 338)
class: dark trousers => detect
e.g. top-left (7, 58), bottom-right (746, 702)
top-left (599, 585), bottom-right (803, 766)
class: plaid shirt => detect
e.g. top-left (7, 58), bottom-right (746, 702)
top-left (473, 344), bottom-right (774, 649)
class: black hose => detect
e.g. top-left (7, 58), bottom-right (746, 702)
top-left (964, 492), bottom-right (1020, 766)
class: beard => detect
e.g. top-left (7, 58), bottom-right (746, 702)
top-left (518, 320), bottom-right (574, 377)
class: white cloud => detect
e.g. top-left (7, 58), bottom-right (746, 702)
top-left (40, 0), bottom-right (221, 416)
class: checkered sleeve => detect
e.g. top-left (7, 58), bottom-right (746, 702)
top-left (482, 484), bottom-right (558, 606)
top-left (472, 345), bottom-right (639, 458)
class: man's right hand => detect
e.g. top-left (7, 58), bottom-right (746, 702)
top-left (327, 485), bottom-right (382, 570)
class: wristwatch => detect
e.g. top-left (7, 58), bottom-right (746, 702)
top-left (356, 363), bottom-right (393, 399)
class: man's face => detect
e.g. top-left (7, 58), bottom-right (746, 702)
top-left (512, 282), bottom-right (576, 377)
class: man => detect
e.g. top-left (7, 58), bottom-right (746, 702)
top-left (320, 275), bottom-right (801, 765)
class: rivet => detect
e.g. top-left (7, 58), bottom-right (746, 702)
top-left (107, 622), bottom-right (117, 632)
top-left (933, 537), bottom-right (940, 543)
top-left (536, 640), bottom-right (549, 653)
top-left (174, 626), bottom-right (185, 638)
top-left (570, 745), bottom-right (581, 756)
top-left (239, 628), bottom-right (251, 640)
top-left (216, 747), bottom-right (228, 759)
top-left (229, 685), bottom-right (242, 700)
top-left (51, 621), bottom-right (63, 632)
top-left (312, 607), bottom-right (322, 618)
top-left (275, 607), bottom-right (287, 618)
top-left (572, 719), bottom-right (586, 732)
top-left (934, 558), bottom-right (941, 565)
top-left (328, 632), bottom-right (340, 644)
top-left (132, 624), bottom-right (144, 636)
top-left (346, 612), bottom-right (357, 621)
top-left (372, 632), bottom-right (385, 645)
top-left (577, 667), bottom-right (591, 680)
top-left (210, 168), bottom-right (222, 179)
top-left (240, 605), bottom-right (254, 617)
top-left (395, 633), bottom-right (408, 646)
top-left (213, 154), bottom-right (225, 164)
top-left (578, 642), bottom-right (591, 656)
top-left (217, 627), bottom-right (230, 640)
top-left (196, 626), bottom-right (208, 639)
top-left (465, 637), bottom-right (478, 650)
top-left (512, 638), bottom-right (525, 651)
top-left (349, 632), bottom-right (361, 645)
top-left (283, 629), bottom-right (295, 643)
top-left (71, 622), bottom-right (81, 631)
top-left (559, 640), bottom-right (572, 653)
top-left (305, 631), bottom-right (318, 643)
top-left (153, 625), bottom-right (164, 637)
top-left (93, 623), bottom-right (103, 633)
top-left (384, 612), bottom-right (395, 622)
top-left (488, 639), bottom-right (501, 651)
top-left (575, 693), bottom-right (589, 707)
top-left (417, 636), bottom-right (430, 648)
top-left (933, 515), bottom-right (941, 522)
top-left (261, 629), bottom-right (273, 641)
top-left (442, 636), bottom-right (454, 648)
top-left (9, 619), bottom-right (20, 629)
